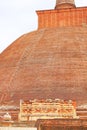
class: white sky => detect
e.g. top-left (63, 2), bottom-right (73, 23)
top-left (0, 0), bottom-right (87, 53)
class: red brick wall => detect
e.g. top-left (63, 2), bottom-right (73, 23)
top-left (37, 7), bottom-right (87, 29)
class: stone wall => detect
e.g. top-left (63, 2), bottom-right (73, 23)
top-left (0, 127), bottom-right (36, 130)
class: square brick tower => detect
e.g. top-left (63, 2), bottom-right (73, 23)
top-left (37, 0), bottom-right (87, 29)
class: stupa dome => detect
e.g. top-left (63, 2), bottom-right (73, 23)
top-left (0, 26), bottom-right (87, 106)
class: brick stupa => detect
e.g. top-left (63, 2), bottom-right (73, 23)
top-left (0, 0), bottom-right (87, 107)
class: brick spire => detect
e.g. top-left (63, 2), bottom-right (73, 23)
top-left (55, 0), bottom-right (76, 9)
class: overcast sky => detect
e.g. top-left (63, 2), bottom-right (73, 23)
top-left (0, 0), bottom-right (87, 53)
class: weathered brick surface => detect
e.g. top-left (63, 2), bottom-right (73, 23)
top-left (37, 7), bottom-right (87, 29)
top-left (0, 27), bottom-right (87, 106)
top-left (55, 0), bottom-right (76, 9)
